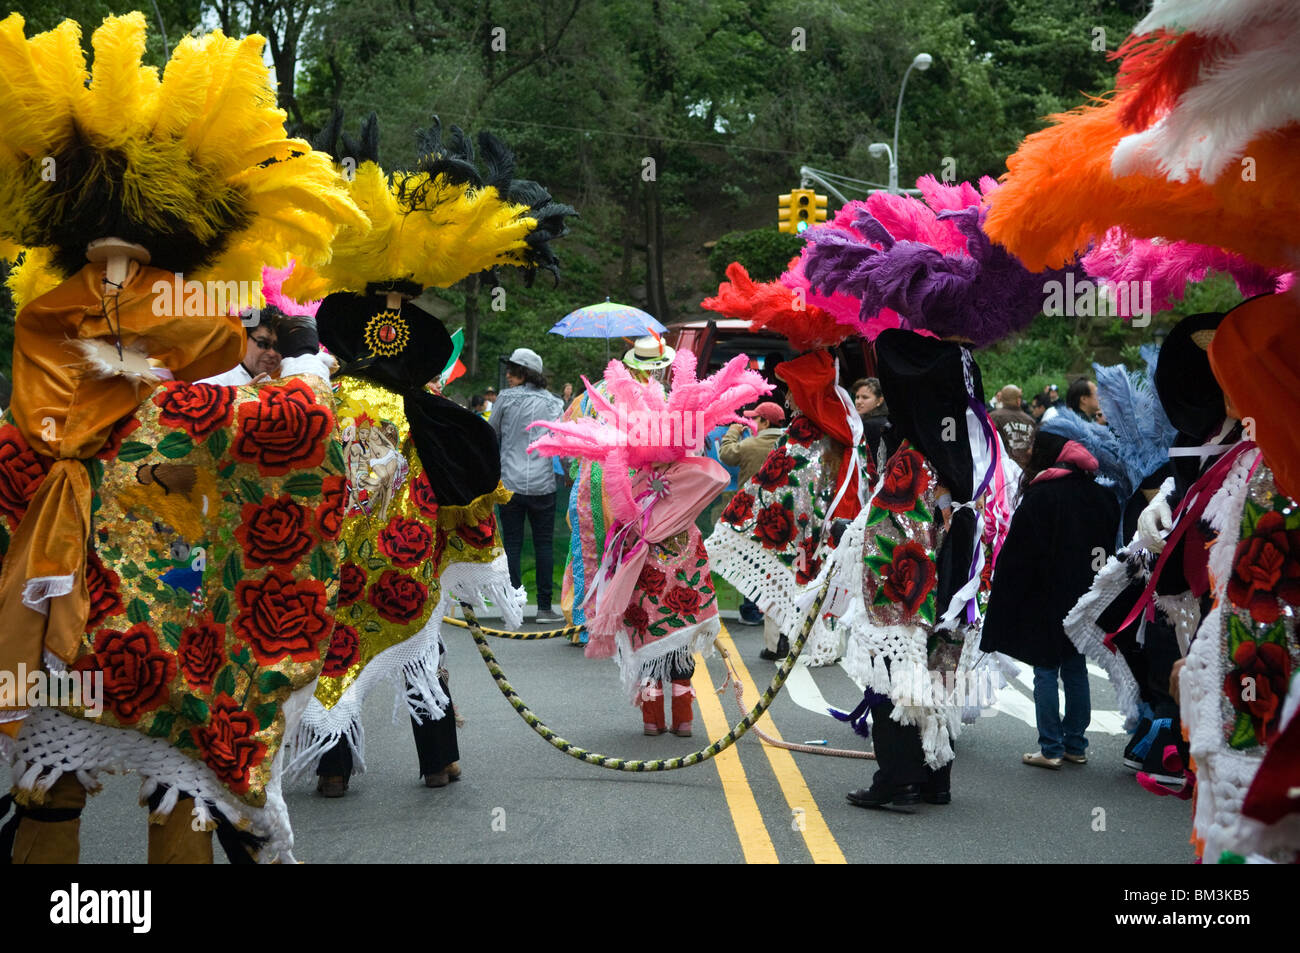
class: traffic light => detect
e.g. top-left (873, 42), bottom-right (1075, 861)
top-left (778, 188), bottom-right (828, 233)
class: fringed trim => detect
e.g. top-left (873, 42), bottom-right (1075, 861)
top-left (1064, 552), bottom-right (1144, 728)
top-left (6, 690), bottom-right (311, 862)
top-left (21, 574), bottom-right (74, 615)
top-left (436, 482), bottom-right (511, 530)
top-left (284, 610), bottom-right (448, 780)
top-left (706, 527), bottom-right (808, 637)
top-left (613, 617), bottom-right (720, 704)
top-left (441, 553), bottom-right (525, 630)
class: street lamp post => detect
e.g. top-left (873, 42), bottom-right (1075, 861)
top-left (871, 52), bottom-right (932, 193)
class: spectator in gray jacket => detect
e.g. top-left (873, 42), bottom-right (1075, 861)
top-left (490, 347), bottom-right (566, 624)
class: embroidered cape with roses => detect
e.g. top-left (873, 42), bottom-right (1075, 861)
top-left (707, 414), bottom-right (851, 638)
top-left (286, 378), bottom-right (514, 777)
top-left (0, 375), bottom-right (342, 855)
top-left (1182, 453), bottom-right (1300, 862)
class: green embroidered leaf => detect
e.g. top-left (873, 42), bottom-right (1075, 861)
top-left (1241, 500), bottom-right (1265, 539)
top-left (866, 507), bottom-right (888, 527)
top-left (695, 557), bottom-right (707, 568)
top-left (217, 461), bottom-right (236, 480)
top-left (222, 553), bottom-right (242, 591)
top-left (160, 621), bottom-right (182, 650)
top-left (1228, 711), bottom-right (1257, 750)
top-left (214, 665), bottom-right (238, 698)
top-left (912, 499), bottom-right (932, 523)
top-left (211, 591), bottom-right (230, 624)
top-left (310, 547), bottom-right (333, 582)
top-left (1259, 619), bottom-right (1289, 648)
top-left (180, 695), bottom-right (209, 724)
top-left (229, 645), bottom-right (251, 666)
top-left (420, 560), bottom-right (434, 582)
top-left (1286, 508), bottom-right (1300, 532)
top-left (648, 624), bottom-right (666, 638)
top-left (366, 557), bottom-right (387, 572)
top-left (157, 431), bottom-right (193, 459)
top-left (86, 458), bottom-right (104, 490)
top-left (865, 555), bottom-right (892, 573)
top-left (348, 603), bottom-right (363, 620)
top-left (239, 478), bottom-right (265, 507)
top-left (664, 615), bottom-right (684, 628)
top-left (255, 701), bottom-right (278, 731)
top-left (780, 492), bottom-right (795, 509)
top-left (872, 588), bottom-right (892, 607)
top-left (147, 711), bottom-right (176, 739)
top-left (362, 620), bottom-right (382, 634)
top-left (327, 440), bottom-right (346, 476)
top-left (173, 732), bottom-right (197, 751)
top-left (117, 441), bottom-right (152, 462)
top-left (918, 595), bottom-right (936, 625)
top-left (658, 606), bottom-right (674, 615)
top-left (1226, 614), bottom-right (1252, 659)
top-left (206, 428), bottom-right (229, 461)
top-left (875, 535), bottom-right (896, 559)
top-left (689, 571), bottom-right (700, 586)
top-left (256, 671), bottom-right (291, 694)
top-left (338, 538), bottom-right (350, 561)
top-left (126, 598), bottom-right (150, 624)
top-left (357, 539), bottom-right (374, 560)
top-left (283, 472), bottom-right (323, 498)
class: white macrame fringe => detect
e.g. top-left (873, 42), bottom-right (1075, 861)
top-left (22, 574), bottom-right (74, 615)
top-left (442, 554), bottom-right (525, 630)
top-left (614, 617), bottom-right (720, 704)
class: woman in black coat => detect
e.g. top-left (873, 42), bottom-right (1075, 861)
top-left (980, 429), bottom-right (1121, 769)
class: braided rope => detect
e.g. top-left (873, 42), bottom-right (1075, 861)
top-left (442, 616), bottom-right (579, 640)
top-left (458, 574), bottom-right (832, 771)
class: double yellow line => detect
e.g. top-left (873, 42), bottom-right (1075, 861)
top-left (692, 624), bottom-right (845, 864)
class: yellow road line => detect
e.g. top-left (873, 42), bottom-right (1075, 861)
top-left (717, 624), bottom-right (847, 865)
top-left (692, 656), bottom-right (779, 864)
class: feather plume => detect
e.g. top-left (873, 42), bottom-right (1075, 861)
top-left (803, 183), bottom-right (1073, 348)
top-left (1093, 357), bottom-right (1177, 492)
top-left (1039, 410), bottom-right (1131, 498)
top-left (526, 351), bottom-right (770, 521)
top-left (262, 261), bottom-right (319, 318)
top-left (701, 262), bottom-right (853, 350)
top-left (1135, 0), bottom-right (1295, 39)
top-left (1082, 227), bottom-right (1287, 316)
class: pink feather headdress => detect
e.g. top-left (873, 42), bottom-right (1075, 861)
top-left (1082, 227), bottom-right (1292, 318)
top-left (527, 350), bottom-right (770, 524)
top-left (263, 261), bottom-right (321, 318)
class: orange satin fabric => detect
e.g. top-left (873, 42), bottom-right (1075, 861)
top-left (0, 262), bottom-right (243, 706)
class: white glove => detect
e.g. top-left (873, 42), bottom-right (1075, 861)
top-left (1136, 497), bottom-right (1173, 554)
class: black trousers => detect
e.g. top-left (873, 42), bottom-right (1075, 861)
top-left (499, 492), bottom-right (557, 609)
top-left (868, 700), bottom-right (952, 794)
top-left (317, 676), bottom-right (459, 778)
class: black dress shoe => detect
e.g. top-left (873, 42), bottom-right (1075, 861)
top-left (758, 647), bottom-right (780, 660)
top-left (921, 790), bottom-right (951, 805)
top-left (846, 784), bottom-right (920, 809)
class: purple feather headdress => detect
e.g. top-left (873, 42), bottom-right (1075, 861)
top-left (802, 176), bottom-right (1078, 348)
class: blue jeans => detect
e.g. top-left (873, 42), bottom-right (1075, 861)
top-left (499, 492), bottom-right (557, 610)
top-left (1033, 651), bottom-right (1090, 759)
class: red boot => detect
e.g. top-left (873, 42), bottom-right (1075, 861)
top-left (670, 679), bottom-right (695, 737)
top-left (640, 682), bottom-right (666, 735)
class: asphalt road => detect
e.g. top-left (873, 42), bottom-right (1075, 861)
top-left (7, 615), bottom-right (1193, 864)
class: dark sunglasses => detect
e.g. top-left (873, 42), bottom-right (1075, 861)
top-left (249, 336), bottom-right (278, 350)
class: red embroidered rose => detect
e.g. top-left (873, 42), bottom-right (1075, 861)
top-left (874, 448), bottom-right (931, 514)
top-left (753, 448), bottom-right (799, 491)
top-left (722, 490), bottom-right (756, 525)
top-left (623, 604), bottom-right (650, 634)
top-left (795, 535), bottom-right (822, 586)
top-left (316, 475), bottom-right (346, 541)
top-left (73, 623), bottom-right (176, 724)
top-left (694, 537), bottom-right (709, 563)
top-left (190, 693), bottom-right (267, 796)
top-left (880, 540), bottom-right (937, 616)
top-left (662, 586), bottom-right (703, 617)
top-left (232, 570), bottom-right (332, 664)
top-left (753, 502), bottom-right (796, 549)
top-left (178, 621), bottom-right (225, 691)
top-left (95, 413), bottom-right (142, 461)
top-left (322, 622), bottom-right (361, 678)
top-left (367, 570), bottom-right (429, 625)
top-left (153, 381), bottom-right (236, 441)
top-left (230, 379), bottom-right (333, 476)
top-left (0, 423), bottom-right (49, 525)
top-left (459, 516), bottom-right (496, 549)
top-left (379, 517), bottom-right (434, 568)
top-left (785, 415), bottom-right (821, 446)
top-left (85, 548), bottom-right (124, 629)
top-left (637, 565), bottom-right (668, 596)
top-left (235, 495), bottom-right (313, 569)
top-left (338, 562), bottom-right (366, 606)
top-left (1224, 640), bottom-right (1293, 744)
top-left (410, 471), bottom-right (440, 520)
top-left (1226, 511), bottom-right (1300, 624)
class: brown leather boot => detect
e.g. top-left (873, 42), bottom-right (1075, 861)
top-left (11, 773), bottom-right (86, 864)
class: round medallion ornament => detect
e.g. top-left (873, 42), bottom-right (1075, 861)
top-left (364, 310), bottom-right (410, 357)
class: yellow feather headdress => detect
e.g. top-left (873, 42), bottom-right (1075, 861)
top-left (0, 12), bottom-right (366, 294)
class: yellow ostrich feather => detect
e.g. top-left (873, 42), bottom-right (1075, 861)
top-left (0, 12), bottom-right (366, 286)
top-left (6, 247), bottom-right (62, 311)
top-left (283, 160), bottom-right (537, 300)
